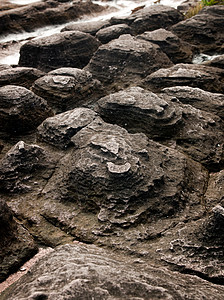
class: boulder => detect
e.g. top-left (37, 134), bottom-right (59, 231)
top-left (37, 108), bottom-right (98, 149)
top-left (138, 28), bottom-right (196, 64)
top-left (142, 63), bottom-right (224, 93)
top-left (96, 24), bottom-right (132, 44)
top-left (61, 19), bottom-right (110, 35)
top-left (86, 34), bottom-right (173, 89)
top-left (204, 54), bottom-right (224, 69)
top-left (2, 243), bottom-right (224, 300)
top-left (0, 85), bottom-right (53, 135)
top-left (171, 5), bottom-right (224, 53)
top-left (110, 5), bottom-right (184, 35)
top-left (0, 67), bottom-right (45, 89)
top-left (31, 67), bottom-right (103, 113)
top-left (19, 31), bottom-right (101, 72)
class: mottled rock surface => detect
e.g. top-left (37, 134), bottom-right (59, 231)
top-left (19, 31), bottom-right (101, 72)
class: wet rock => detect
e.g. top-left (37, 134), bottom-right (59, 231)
top-left (38, 108), bottom-right (98, 149)
top-left (96, 24), bottom-right (132, 44)
top-left (142, 63), bottom-right (224, 93)
top-left (172, 5), bottom-right (224, 53)
top-left (0, 67), bottom-right (45, 89)
top-left (3, 243), bottom-right (224, 300)
top-left (0, 0), bottom-right (105, 35)
top-left (19, 31), bottom-right (101, 72)
top-left (138, 28), bottom-right (195, 64)
top-left (31, 67), bottom-right (103, 113)
top-left (0, 199), bottom-right (37, 282)
top-left (161, 86), bottom-right (224, 119)
top-left (86, 34), bottom-right (173, 89)
top-left (110, 5), bottom-right (184, 35)
top-left (0, 85), bottom-right (53, 136)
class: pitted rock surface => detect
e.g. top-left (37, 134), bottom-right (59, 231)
top-left (0, 85), bottom-right (53, 135)
top-left (38, 108), bottom-right (98, 149)
top-left (32, 68), bottom-right (103, 113)
top-left (19, 31), bottom-right (101, 72)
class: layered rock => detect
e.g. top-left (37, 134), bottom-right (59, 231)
top-left (0, 85), bottom-right (53, 136)
top-left (19, 31), bottom-right (101, 72)
top-left (31, 68), bottom-right (103, 113)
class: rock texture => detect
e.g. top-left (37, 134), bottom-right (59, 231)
top-left (96, 24), bottom-right (132, 44)
top-left (19, 31), bottom-right (101, 72)
top-left (0, 85), bottom-right (53, 136)
top-left (31, 68), bottom-right (103, 113)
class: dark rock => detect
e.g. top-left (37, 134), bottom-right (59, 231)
top-left (19, 31), bottom-right (101, 72)
top-left (86, 34), bottom-right (173, 89)
top-left (172, 5), bottom-right (224, 53)
top-left (204, 54), bottom-right (224, 69)
top-left (31, 67), bottom-right (103, 113)
top-left (3, 243), bottom-right (224, 300)
top-left (142, 63), bottom-right (224, 93)
top-left (110, 5), bottom-right (184, 35)
top-left (0, 0), bottom-right (105, 35)
top-left (0, 67), bottom-right (45, 89)
top-left (38, 107), bottom-right (98, 149)
top-left (0, 85), bottom-right (53, 136)
top-left (0, 199), bottom-right (37, 282)
top-left (138, 28), bottom-right (195, 64)
top-left (204, 170), bottom-right (224, 211)
top-left (96, 24), bottom-right (132, 44)
top-left (161, 86), bottom-right (224, 119)
top-left (61, 19), bottom-right (110, 35)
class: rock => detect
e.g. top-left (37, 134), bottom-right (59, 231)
top-left (0, 85), bottom-right (53, 136)
top-left (161, 86), bottom-right (224, 119)
top-left (2, 243), bottom-right (224, 300)
top-left (0, 67), bottom-right (45, 89)
top-left (204, 170), bottom-right (224, 211)
top-left (110, 5), bottom-right (184, 35)
top-left (19, 31), bottom-right (101, 72)
top-left (0, 199), bottom-right (37, 282)
top-left (31, 67), bottom-right (103, 113)
top-left (142, 63), bottom-right (224, 93)
top-left (86, 34), bottom-right (173, 89)
top-left (204, 54), bottom-right (224, 69)
top-left (61, 19), bottom-right (110, 35)
top-left (171, 5), bottom-right (224, 53)
top-left (138, 28), bottom-right (195, 64)
top-left (0, 0), bottom-right (105, 35)
top-left (177, 0), bottom-right (201, 15)
top-left (0, 141), bottom-right (55, 193)
top-left (37, 108), bottom-right (98, 149)
top-left (96, 24), bottom-right (132, 44)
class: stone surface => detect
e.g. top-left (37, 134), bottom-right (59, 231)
top-left (138, 28), bottom-right (195, 64)
top-left (19, 31), bottom-right (101, 72)
top-left (204, 54), bottom-right (224, 69)
top-left (110, 5), bottom-right (184, 35)
top-left (38, 108), bottom-right (98, 149)
top-left (86, 34), bottom-right (173, 89)
top-left (96, 24), bottom-right (132, 44)
top-left (0, 67), bottom-right (45, 89)
top-left (142, 63), bottom-right (224, 93)
top-left (204, 170), bottom-right (224, 211)
top-left (0, 85), bottom-right (53, 136)
top-left (172, 5), bottom-right (224, 53)
top-left (31, 68), bottom-right (103, 113)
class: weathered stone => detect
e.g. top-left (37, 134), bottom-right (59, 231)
top-left (86, 34), bottom-right (173, 89)
top-left (204, 54), bottom-right (224, 69)
top-left (110, 5), bottom-right (184, 35)
top-left (204, 170), bottom-right (224, 211)
top-left (38, 108), bottom-right (98, 149)
top-left (0, 67), bottom-right (45, 89)
top-left (172, 5), bottom-right (224, 53)
top-left (19, 31), bottom-right (101, 72)
top-left (142, 63), bottom-right (224, 93)
top-left (61, 19), bottom-right (110, 35)
top-left (96, 24), bottom-right (132, 44)
top-left (161, 86), bottom-right (224, 119)
top-left (0, 85), bottom-right (53, 135)
top-left (138, 28), bottom-right (195, 64)
top-left (2, 243), bottom-right (224, 300)
top-left (31, 67), bottom-right (103, 113)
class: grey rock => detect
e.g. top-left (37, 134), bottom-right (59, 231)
top-left (0, 85), bottom-right (53, 135)
top-left (86, 34), bottom-right (173, 89)
top-left (38, 107), bottom-right (98, 149)
top-left (138, 28), bottom-right (195, 64)
top-left (61, 19), bottom-right (110, 35)
top-left (19, 31), bottom-right (101, 72)
top-left (96, 24), bottom-right (132, 44)
top-left (31, 68), bottom-right (103, 113)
